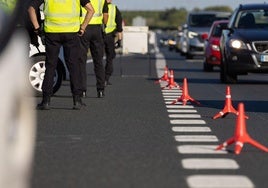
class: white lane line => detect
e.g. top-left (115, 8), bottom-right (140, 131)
top-left (177, 145), bottom-right (227, 154)
top-left (175, 135), bottom-right (218, 142)
top-left (169, 114), bottom-right (201, 118)
top-left (164, 98), bottom-right (180, 101)
top-left (166, 105), bottom-right (194, 109)
top-left (162, 89), bottom-right (181, 92)
top-left (167, 109), bottom-right (197, 113)
top-left (182, 158), bottom-right (239, 169)
top-left (170, 119), bottom-right (206, 124)
top-left (163, 95), bottom-right (180, 99)
top-left (163, 92), bottom-right (182, 96)
top-left (172, 126), bottom-right (211, 132)
top-left (187, 175), bottom-right (254, 188)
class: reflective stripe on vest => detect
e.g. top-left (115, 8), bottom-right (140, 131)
top-left (80, 0), bottom-right (104, 25)
top-left (44, 0), bottom-right (80, 33)
top-left (105, 4), bottom-right (116, 34)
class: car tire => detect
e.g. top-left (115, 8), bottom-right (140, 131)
top-left (220, 56), bottom-right (237, 83)
top-left (29, 55), bottom-right (63, 95)
top-left (203, 61), bottom-right (213, 72)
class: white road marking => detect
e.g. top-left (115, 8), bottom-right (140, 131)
top-left (182, 158), bottom-right (239, 169)
top-left (187, 175), bottom-right (254, 188)
top-left (177, 145), bottom-right (227, 154)
top-left (172, 126), bottom-right (211, 132)
top-left (166, 105), bottom-right (194, 109)
top-left (162, 92), bottom-right (182, 95)
top-left (170, 119), bottom-right (206, 124)
top-left (169, 114), bottom-right (201, 118)
top-left (175, 135), bottom-right (218, 142)
top-left (167, 109), bottom-right (197, 113)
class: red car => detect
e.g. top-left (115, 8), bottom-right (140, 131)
top-left (203, 20), bottom-right (229, 71)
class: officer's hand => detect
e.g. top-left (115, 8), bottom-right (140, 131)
top-left (115, 39), bottom-right (122, 49)
top-left (34, 27), bottom-right (44, 37)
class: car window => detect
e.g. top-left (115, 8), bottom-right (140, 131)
top-left (212, 23), bottom-right (228, 37)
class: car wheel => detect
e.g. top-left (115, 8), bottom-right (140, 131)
top-left (220, 56), bottom-right (237, 83)
top-left (29, 55), bottom-right (63, 95)
top-left (203, 61), bottom-right (213, 72)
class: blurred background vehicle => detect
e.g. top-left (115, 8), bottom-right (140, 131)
top-left (220, 3), bottom-right (268, 83)
top-left (203, 20), bottom-right (229, 71)
top-left (179, 11), bottom-right (231, 59)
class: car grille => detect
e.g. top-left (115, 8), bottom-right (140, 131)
top-left (253, 42), bottom-right (268, 53)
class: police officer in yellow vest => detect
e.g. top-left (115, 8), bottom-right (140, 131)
top-left (103, 0), bottom-right (122, 86)
top-left (28, 0), bottom-right (94, 110)
top-left (79, 0), bottom-right (108, 98)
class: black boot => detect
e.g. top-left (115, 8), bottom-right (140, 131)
top-left (97, 89), bottom-right (105, 98)
top-left (36, 95), bottom-right (50, 110)
top-left (73, 95), bottom-right (86, 110)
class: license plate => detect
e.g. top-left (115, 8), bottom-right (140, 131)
top-left (261, 55), bottom-right (268, 62)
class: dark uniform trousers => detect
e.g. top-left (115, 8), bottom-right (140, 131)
top-left (103, 31), bottom-right (116, 81)
top-left (79, 24), bottom-right (105, 91)
top-left (42, 33), bottom-right (83, 96)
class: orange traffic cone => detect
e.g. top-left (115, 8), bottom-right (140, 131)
top-left (155, 66), bottom-right (169, 83)
top-left (162, 70), bottom-right (180, 89)
top-left (213, 86), bottom-right (238, 119)
top-left (216, 103), bottom-right (268, 155)
top-left (171, 77), bottom-right (200, 105)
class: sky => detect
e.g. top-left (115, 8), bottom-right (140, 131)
top-left (112, 0), bottom-right (267, 11)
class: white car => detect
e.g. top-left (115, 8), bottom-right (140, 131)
top-left (29, 36), bottom-right (69, 95)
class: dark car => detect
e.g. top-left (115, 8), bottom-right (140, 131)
top-left (220, 3), bottom-right (268, 83)
top-left (203, 20), bottom-right (229, 71)
top-left (179, 11), bottom-right (231, 59)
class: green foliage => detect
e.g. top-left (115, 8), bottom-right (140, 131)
top-left (121, 6), bottom-right (232, 29)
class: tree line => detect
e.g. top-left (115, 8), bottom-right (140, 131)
top-left (121, 6), bottom-right (233, 30)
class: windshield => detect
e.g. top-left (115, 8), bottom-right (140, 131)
top-left (236, 9), bottom-right (268, 29)
top-left (189, 14), bottom-right (229, 27)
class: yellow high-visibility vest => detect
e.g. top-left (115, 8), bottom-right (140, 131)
top-left (80, 0), bottom-right (105, 25)
top-left (104, 4), bottom-right (116, 34)
top-left (44, 0), bottom-right (80, 33)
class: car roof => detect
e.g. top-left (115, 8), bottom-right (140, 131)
top-left (238, 3), bottom-right (268, 10)
top-left (188, 11), bottom-right (231, 15)
top-left (212, 20), bottom-right (229, 25)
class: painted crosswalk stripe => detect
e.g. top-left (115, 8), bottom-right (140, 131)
top-left (175, 135), bottom-right (218, 142)
top-left (170, 119), bottom-right (206, 124)
top-left (172, 126), bottom-right (211, 132)
top-left (166, 105), bottom-right (194, 109)
top-left (167, 109), bottom-right (197, 113)
top-left (162, 92), bottom-right (181, 95)
top-left (177, 145), bottom-right (227, 154)
top-left (169, 114), bottom-right (201, 118)
top-left (163, 95), bottom-right (180, 99)
top-left (162, 89), bottom-right (181, 93)
top-left (182, 158), bottom-right (239, 169)
top-left (187, 175), bottom-right (254, 188)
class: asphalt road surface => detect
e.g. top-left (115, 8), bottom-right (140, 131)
top-left (31, 38), bottom-right (268, 188)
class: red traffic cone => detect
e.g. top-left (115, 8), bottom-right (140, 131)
top-left (171, 77), bottom-right (200, 105)
top-left (155, 66), bottom-right (169, 83)
top-left (213, 86), bottom-right (238, 119)
top-left (162, 70), bottom-right (180, 89)
top-left (216, 103), bottom-right (268, 155)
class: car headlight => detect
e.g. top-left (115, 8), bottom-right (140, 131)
top-left (229, 39), bottom-right (247, 49)
top-left (188, 31), bottom-right (198, 39)
top-left (211, 44), bottom-right (220, 51)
